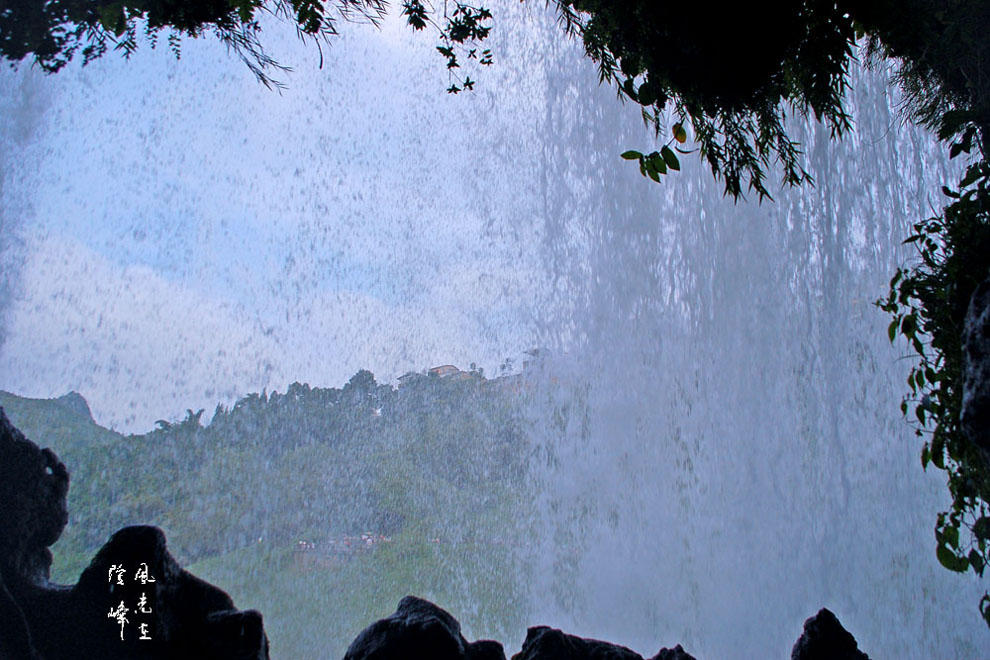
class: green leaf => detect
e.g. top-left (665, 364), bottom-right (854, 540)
top-left (944, 525), bottom-right (959, 549)
top-left (647, 152), bottom-right (667, 174)
top-left (660, 146), bottom-right (680, 171)
top-left (921, 444), bottom-right (930, 469)
top-left (647, 168), bottom-right (661, 183)
top-left (99, 3), bottom-right (126, 36)
top-left (901, 314), bottom-right (915, 336)
top-left (931, 435), bottom-right (945, 469)
top-left (974, 517), bottom-right (990, 541)
top-left (969, 549), bottom-right (985, 575)
top-left (960, 165), bottom-right (983, 188)
top-left (637, 81), bottom-right (656, 106)
top-left (938, 110), bottom-right (977, 140)
top-left (888, 319), bottom-right (898, 343)
top-left (237, 2), bottom-right (255, 23)
top-left (402, 0), bottom-right (428, 30)
top-left (621, 150), bottom-right (643, 160)
top-left (622, 78), bottom-right (638, 101)
top-left (961, 126), bottom-right (977, 153)
top-left (937, 544), bottom-right (969, 572)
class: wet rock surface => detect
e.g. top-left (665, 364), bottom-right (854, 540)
top-left (0, 405), bottom-right (269, 660)
top-left (649, 646), bottom-right (696, 660)
top-left (343, 595), bottom-right (506, 660)
top-left (0, 406), bottom-right (69, 585)
top-left (790, 608), bottom-right (870, 660)
top-left (509, 625), bottom-right (695, 660)
top-left (962, 277), bottom-right (990, 451)
top-left (345, 598), bottom-right (878, 660)
top-left (512, 625), bottom-right (641, 660)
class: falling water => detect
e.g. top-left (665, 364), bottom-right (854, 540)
top-left (1, 2), bottom-right (988, 657)
top-left (522, 28), bottom-right (989, 659)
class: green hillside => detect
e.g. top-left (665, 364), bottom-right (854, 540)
top-left (1, 369), bottom-right (534, 657)
top-left (0, 390), bottom-right (123, 449)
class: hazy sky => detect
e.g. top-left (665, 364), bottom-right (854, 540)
top-left (0, 8), bottom-right (571, 431)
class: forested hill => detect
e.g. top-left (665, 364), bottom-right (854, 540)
top-left (0, 368), bottom-right (531, 585)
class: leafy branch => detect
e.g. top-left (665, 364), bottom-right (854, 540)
top-left (2, 1), bottom-right (389, 89)
top-left (876, 113), bottom-right (990, 626)
top-left (549, 1), bottom-right (853, 199)
top-left (618, 122), bottom-right (688, 183)
top-left (401, 0), bottom-right (493, 94)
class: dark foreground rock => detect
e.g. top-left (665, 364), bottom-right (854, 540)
top-left (511, 625), bottom-right (695, 660)
top-left (342, 597), bottom-right (698, 660)
top-left (512, 626), bottom-right (694, 660)
top-left (650, 646), bottom-right (695, 660)
top-left (791, 608), bottom-right (870, 660)
top-left (344, 600), bottom-right (875, 660)
top-left (0, 406), bottom-right (69, 586)
top-left (343, 595), bottom-right (506, 660)
top-left (0, 405), bottom-right (269, 660)
top-left (962, 276), bottom-right (990, 452)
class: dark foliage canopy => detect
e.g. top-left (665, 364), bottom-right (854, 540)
top-left (560, 0), bottom-right (855, 198)
top-left (0, 0), bottom-right (393, 87)
top-left (0, 0), bottom-right (497, 90)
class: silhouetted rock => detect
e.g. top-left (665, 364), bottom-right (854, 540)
top-left (0, 405), bottom-right (69, 585)
top-left (649, 645), bottom-right (696, 660)
top-left (343, 595), bottom-right (506, 660)
top-left (0, 565), bottom-right (42, 660)
top-left (48, 524), bottom-right (270, 660)
top-left (790, 608), bottom-right (870, 660)
top-left (0, 405), bottom-right (270, 659)
top-left (343, 600), bottom-right (697, 660)
top-left (511, 625), bottom-right (645, 660)
top-left (962, 277), bottom-right (990, 451)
